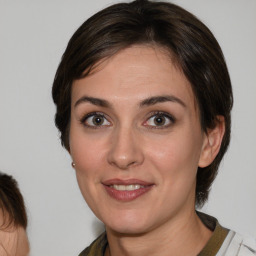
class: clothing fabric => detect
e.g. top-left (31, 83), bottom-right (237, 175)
top-left (79, 212), bottom-right (256, 256)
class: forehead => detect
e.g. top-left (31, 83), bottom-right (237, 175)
top-left (72, 45), bottom-right (196, 109)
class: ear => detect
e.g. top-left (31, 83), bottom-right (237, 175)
top-left (198, 116), bottom-right (225, 168)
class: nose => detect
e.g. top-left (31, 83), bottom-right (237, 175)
top-left (107, 126), bottom-right (144, 170)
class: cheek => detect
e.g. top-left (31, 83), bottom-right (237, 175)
top-left (69, 127), bottom-right (110, 204)
top-left (145, 131), bottom-right (202, 210)
top-left (145, 128), bottom-right (203, 180)
top-left (70, 127), bottom-right (106, 174)
top-left (69, 131), bottom-right (104, 207)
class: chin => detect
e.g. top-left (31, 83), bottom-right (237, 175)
top-left (107, 223), bottom-right (149, 235)
top-left (103, 211), bottom-right (153, 235)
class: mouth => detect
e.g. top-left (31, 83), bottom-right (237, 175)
top-left (102, 179), bottom-right (154, 201)
top-left (110, 184), bottom-right (145, 191)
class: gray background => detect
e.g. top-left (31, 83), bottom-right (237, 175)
top-left (0, 0), bottom-right (255, 255)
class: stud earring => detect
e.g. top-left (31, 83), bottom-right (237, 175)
top-left (71, 162), bottom-right (76, 168)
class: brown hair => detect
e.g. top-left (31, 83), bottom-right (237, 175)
top-left (0, 173), bottom-right (28, 229)
top-left (52, 0), bottom-right (233, 206)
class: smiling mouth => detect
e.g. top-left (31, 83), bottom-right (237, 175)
top-left (103, 179), bottom-right (153, 201)
top-left (110, 184), bottom-right (145, 191)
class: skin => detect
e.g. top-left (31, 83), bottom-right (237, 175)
top-left (0, 226), bottom-right (29, 256)
top-left (70, 46), bottom-right (225, 256)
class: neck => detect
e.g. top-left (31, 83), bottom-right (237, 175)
top-left (105, 209), bottom-right (212, 256)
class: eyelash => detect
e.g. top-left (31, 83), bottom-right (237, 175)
top-left (80, 111), bottom-right (175, 129)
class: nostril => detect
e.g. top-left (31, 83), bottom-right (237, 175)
top-left (109, 159), bottom-right (137, 170)
top-left (127, 161), bottom-right (137, 167)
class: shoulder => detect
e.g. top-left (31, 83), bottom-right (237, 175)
top-left (218, 230), bottom-right (256, 256)
top-left (79, 232), bottom-right (107, 256)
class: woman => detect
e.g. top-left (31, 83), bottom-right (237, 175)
top-left (0, 172), bottom-right (29, 256)
top-left (52, 0), bottom-right (256, 255)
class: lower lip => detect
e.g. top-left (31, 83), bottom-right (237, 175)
top-left (103, 185), bottom-right (153, 202)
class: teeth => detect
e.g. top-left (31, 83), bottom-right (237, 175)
top-left (111, 184), bottom-right (145, 191)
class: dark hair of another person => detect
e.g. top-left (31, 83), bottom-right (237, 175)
top-left (52, 0), bottom-right (233, 207)
top-left (0, 173), bottom-right (28, 229)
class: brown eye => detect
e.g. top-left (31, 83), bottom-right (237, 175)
top-left (92, 115), bottom-right (104, 126)
top-left (83, 113), bottom-right (111, 127)
top-left (154, 115), bottom-right (166, 126)
top-left (144, 112), bottom-right (174, 128)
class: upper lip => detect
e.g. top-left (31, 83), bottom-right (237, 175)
top-left (102, 179), bottom-right (153, 186)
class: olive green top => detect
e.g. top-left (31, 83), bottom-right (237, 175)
top-left (197, 212), bottom-right (229, 256)
top-left (79, 212), bottom-right (228, 256)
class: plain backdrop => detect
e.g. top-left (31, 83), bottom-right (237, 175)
top-left (0, 0), bottom-right (255, 255)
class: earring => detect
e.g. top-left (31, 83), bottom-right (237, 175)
top-left (71, 162), bottom-right (76, 168)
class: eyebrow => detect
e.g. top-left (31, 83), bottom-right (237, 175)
top-left (74, 95), bottom-right (186, 109)
top-left (74, 96), bottom-right (111, 108)
top-left (140, 95), bottom-right (186, 108)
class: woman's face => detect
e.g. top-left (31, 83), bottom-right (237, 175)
top-left (70, 46), bottom-right (210, 234)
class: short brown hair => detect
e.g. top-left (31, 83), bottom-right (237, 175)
top-left (52, 0), bottom-right (233, 206)
top-left (0, 173), bottom-right (28, 229)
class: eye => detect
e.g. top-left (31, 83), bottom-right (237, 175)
top-left (81, 113), bottom-right (111, 128)
top-left (144, 112), bottom-right (175, 128)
